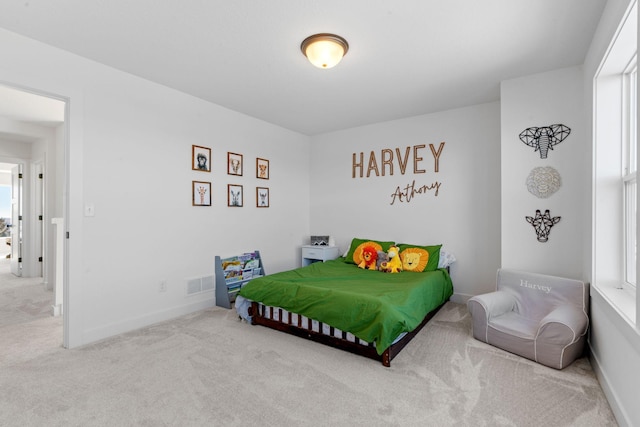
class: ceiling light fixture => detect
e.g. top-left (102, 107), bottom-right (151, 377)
top-left (300, 33), bottom-right (349, 69)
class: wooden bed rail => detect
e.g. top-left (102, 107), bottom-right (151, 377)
top-left (247, 301), bottom-right (445, 367)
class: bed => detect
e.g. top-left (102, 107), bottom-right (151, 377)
top-left (236, 241), bottom-right (454, 367)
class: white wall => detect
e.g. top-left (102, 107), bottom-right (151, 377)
top-left (0, 28), bottom-right (311, 347)
top-left (310, 103), bottom-right (502, 300)
top-left (0, 136), bottom-right (32, 159)
top-left (500, 67), bottom-right (585, 280)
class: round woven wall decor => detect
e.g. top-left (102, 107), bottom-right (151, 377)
top-left (526, 166), bottom-right (561, 198)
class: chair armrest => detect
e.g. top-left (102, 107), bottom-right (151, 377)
top-left (537, 305), bottom-right (588, 342)
top-left (467, 291), bottom-right (516, 343)
top-left (468, 291), bottom-right (516, 320)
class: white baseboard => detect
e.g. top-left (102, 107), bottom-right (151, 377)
top-left (588, 340), bottom-right (630, 427)
top-left (75, 299), bottom-right (216, 349)
top-left (51, 304), bottom-right (62, 317)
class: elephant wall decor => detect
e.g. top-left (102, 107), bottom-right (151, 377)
top-left (519, 124), bottom-right (571, 159)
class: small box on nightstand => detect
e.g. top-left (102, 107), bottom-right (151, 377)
top-left (301, 245), bottom-right (340, 267)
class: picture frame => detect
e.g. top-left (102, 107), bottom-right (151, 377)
top-left (256, 157), bottom-right (269, 180)
top-left (192, 181), bottom-right (211, 206)
top-left (192, 145), bottom-right (211, 172)
top-left (227, 152), bottom-right (243, 176)
top-left (227, 184), bottom-right (243, 207)
top-left (256, 187), bottom-right (269, 208)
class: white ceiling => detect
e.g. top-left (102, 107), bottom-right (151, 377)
top-left (0, 0), bottom-right (607, 135)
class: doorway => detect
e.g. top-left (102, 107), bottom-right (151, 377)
top-left (0, 84), bottom-right (67, 349)
top-left (0, 162), bottom-right (25, 276)
top-left (0, 181), bottom-right (11, 262)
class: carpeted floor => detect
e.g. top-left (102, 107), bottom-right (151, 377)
top-left (0, 272), bottom-right (52, 326)
top-left (0, 298), bottom-right (617, 426)
top-left (0, 257), bottom-right (62, 368)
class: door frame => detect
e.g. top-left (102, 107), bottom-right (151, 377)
top-left (32, 159), bottom-right (45, 283)
top-left (0, 81), bottom-right (70, 348)
top-left (9, 163), bottom-right (23, 276)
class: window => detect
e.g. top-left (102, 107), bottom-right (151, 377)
top-left (593, 0), bottom-right (637, 325)
top-left (623, 59), bottom-right (637, 289)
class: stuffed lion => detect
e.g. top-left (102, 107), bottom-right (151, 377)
top-left (358, 245), bottom-right (378, 270)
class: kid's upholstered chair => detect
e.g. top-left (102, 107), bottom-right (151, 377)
top-left (467, 268), bottom-right (589, 369)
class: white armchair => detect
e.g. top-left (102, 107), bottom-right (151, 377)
top-left (467, 269), bottom-right (589, 369)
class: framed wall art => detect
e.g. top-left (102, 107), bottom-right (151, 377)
top-left (227, 152), bottom-right (243, 176)
top-left (192, 181), bottom-right (211, 206)
top-left (256, 157), bottom-right (269, 180)
top-left (192, 145), bottom-right (211, 172)
top-left (228, 184), bottom-right (243, 207)
top-left (256, 187), bottom-right (269, 208)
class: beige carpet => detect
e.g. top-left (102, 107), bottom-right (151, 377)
top-left (0, 256), bottom-right (62, 367)
top-left (0, 266), bottom-right (52, 326)
top-left (0, 300), bottom-right (617, 426)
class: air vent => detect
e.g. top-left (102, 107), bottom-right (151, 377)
top-left (201, 275), bottom-right (214, 291)
top-left (186, 275), bottom-right (215, 295)
top-left (186, 278), bottom-right (202, 295)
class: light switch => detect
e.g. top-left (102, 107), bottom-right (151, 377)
top-left (84, 204), bottom-right (95, 217)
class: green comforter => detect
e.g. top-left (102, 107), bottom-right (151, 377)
top-left (238, 258), bottom-right (453, 354)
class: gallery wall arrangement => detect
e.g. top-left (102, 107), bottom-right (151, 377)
top-left (520, 124), bottom-right (571, 243)
top-left (190, 145), bottom-right (270, 208)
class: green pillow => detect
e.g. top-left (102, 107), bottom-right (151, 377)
top-left (397, 243), bottom-right (442, 272)
top-left (345, 238), bottom-right (395, 264)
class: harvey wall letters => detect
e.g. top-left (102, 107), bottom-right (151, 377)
top-left (352, 142), bottom-right (445, 205)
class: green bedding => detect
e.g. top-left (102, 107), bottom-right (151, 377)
top-left (238, 258), bottom-right (453, 354)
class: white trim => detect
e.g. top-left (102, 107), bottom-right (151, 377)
top-left (589, 287), bottom-right (640, 426)
top-left (589, 349), bottom-right (631, 427)
top-left (593, 282), bottom-right (637, 328)
top-left (80, 299), bottom-right (215, 346)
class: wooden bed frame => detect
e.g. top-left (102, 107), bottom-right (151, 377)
top-left (248, 301), bottom-right (446, 367)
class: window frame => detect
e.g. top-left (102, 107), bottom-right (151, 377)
top-left (592, 0), bottom-right (638, 327)
top-left (623, 58), bottom-right (637, 290)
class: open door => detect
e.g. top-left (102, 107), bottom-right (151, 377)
top-left (34, 162), bottom-right (44, 279)
top-left (10, 164), bottom-right (22, 277)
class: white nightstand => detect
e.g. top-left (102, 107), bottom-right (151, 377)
top-left (301, 245), bottom-right (340, 267)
